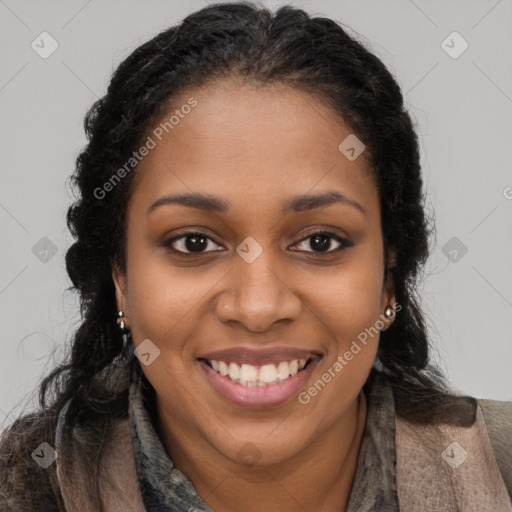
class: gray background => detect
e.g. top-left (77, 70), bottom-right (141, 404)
top-left (1, 0), bottom-right (511, 426)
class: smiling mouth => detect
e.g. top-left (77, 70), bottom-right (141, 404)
top-left (197, 356), bottom-right (319, 387)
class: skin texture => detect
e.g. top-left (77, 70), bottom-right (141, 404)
top-left (112, 78), bottom-right (396, 512)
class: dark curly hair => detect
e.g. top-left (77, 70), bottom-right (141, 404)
top-left (0, 2), bottom-right (476, 510)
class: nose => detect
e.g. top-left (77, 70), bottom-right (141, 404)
top-left (214, 248), bottom-right (302, 333)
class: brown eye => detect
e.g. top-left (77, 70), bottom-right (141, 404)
top-left (163, 232), bottom-right (224, 254)
top-left (291, 231), bottom-right (353, 253)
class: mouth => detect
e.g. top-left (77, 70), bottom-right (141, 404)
top-left (197, 354), bottom-right (323, 408)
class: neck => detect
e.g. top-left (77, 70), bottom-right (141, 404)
top-left (156, 391), bottom-right (368, 512)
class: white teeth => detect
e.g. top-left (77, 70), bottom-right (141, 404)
top-left (240, 363), bottom-right (258, 381)
top-left (276, 361), bottom-right (290, 380)
top-left (228, 362), bottom-right (240, 380)
top-left (259, 364), bottom-right (278, 383)
top-left (206, 357), bottom-right (311, 386)
top-left (218, 360), bottom-right (229, 377)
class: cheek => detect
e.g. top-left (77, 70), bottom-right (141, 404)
top-left (125, 246), bottom-right (218, 347)
top-left (313, 256), bottom-right (384, 338)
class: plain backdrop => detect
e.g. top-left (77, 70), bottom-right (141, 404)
top-left (1, 0), bottom-right (511, 427)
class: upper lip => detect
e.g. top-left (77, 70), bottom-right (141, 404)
top-left (198, 347), bottom-right (323, 366)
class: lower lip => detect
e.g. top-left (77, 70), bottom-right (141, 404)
top-left (198, 357), bottom-right (321, 408)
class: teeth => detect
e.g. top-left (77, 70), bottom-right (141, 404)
top-left (276, 361), bottom-right (290, 380)
top-left (240, 363), bottom-right (258, 381)
top-left (259, 363), bottom-right (278, 383)
top-left (218, 361), bottom-right (229, 376)
top-left (228, 362), bottom-right (240, 380)
top-left (206, 357), bottom-right (310, 386)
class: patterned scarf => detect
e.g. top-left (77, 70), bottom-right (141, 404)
top-left (128, 362), bottom-right (399, 511)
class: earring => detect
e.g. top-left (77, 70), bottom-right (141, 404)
top-left (116, 310), bottom-right (130, 334)
top-left (116, 310), bottom-right (133, 358)
top-left (384, 305), bottom-right (394, 318)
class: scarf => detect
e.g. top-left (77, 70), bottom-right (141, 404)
top-left (55, 361), bottom-right (512, 511)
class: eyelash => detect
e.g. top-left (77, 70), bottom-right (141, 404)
top-left (161, 230), bottom-right (353, 256)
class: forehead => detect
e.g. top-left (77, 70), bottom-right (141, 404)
top-left (129, 79), bottom-right (378, 219)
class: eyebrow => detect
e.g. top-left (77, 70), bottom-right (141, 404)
top-left (147, 191), bottom-right (366, 217)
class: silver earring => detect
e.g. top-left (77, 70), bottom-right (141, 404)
top-left (384, 305), bottom-right (394, 318)
top-left (116, 310), bottom-right (133, 357)
top-left (116, 310), bottom-right (130, 334)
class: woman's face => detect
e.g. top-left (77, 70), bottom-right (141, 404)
top-left (113, 78), bottom-right (395, 465)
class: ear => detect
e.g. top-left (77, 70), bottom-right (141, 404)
top-left (383, 270), bottom-right (395, 306)
top-left (112, 263), bottom-right (129, 315)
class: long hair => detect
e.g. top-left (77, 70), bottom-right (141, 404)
top-left (0, 2), bottom-right (476, 509)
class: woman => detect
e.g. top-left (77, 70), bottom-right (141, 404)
top-left (1, 2), bottom-right (510, 511)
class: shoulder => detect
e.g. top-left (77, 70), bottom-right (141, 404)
top-left (478, 398), bottom-right (512, 438)
top-left (0, 411), bottom-right (62, 511)
top-left (477, 398), bottom-right (512, 497)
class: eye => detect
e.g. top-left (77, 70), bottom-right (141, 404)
top-left (290, 230), bottom-right (353, 254)
top-left (162, 232), bottom-right (225, 254)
